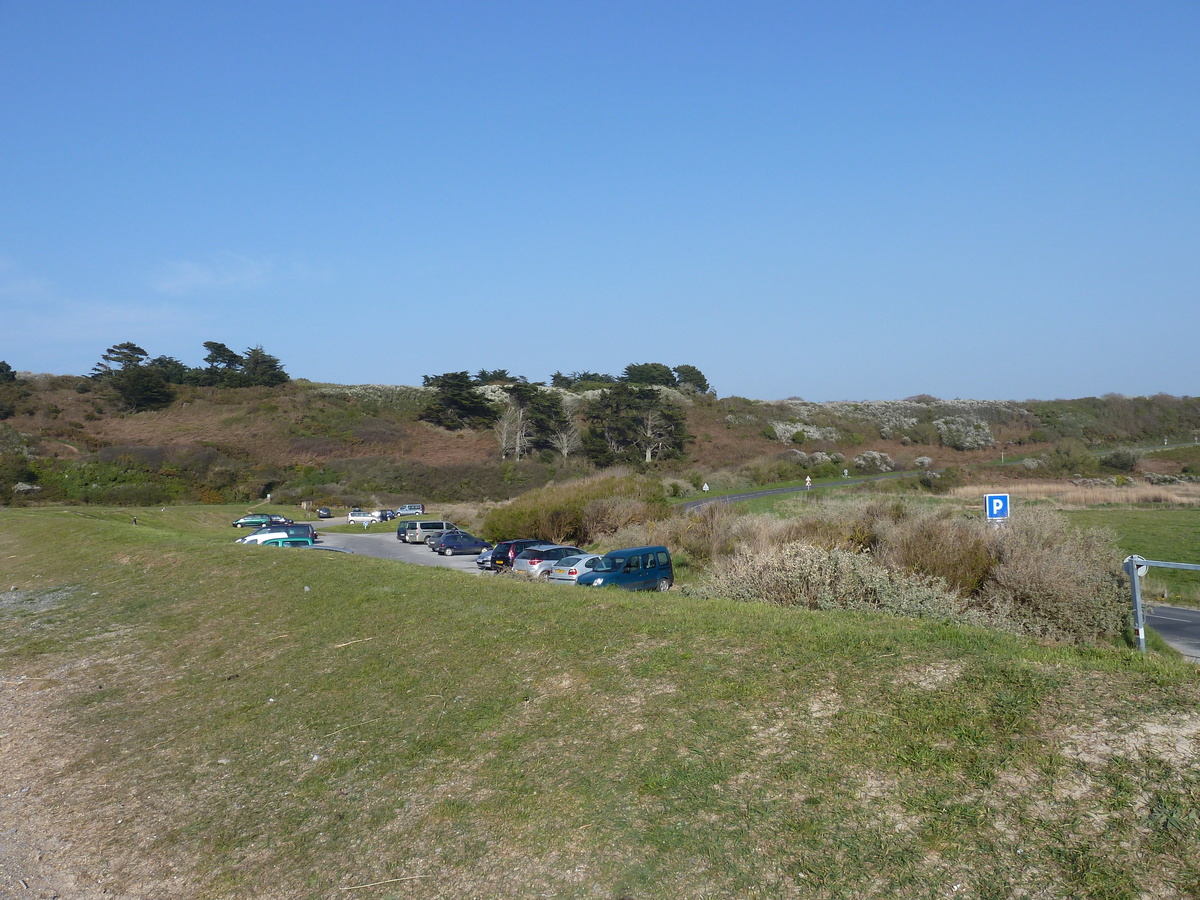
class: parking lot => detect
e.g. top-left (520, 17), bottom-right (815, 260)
top-left (310, 524), bottom-right (488, 574)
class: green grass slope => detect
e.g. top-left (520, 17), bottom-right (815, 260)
top-left (2, 507), bottom-right (1199, 899)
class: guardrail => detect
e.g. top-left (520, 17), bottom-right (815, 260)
top-left (1123, 555), bottom-right (1200, 653)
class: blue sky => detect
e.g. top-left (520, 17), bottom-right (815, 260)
top-left (2, 1), bottom-right (1197, 402)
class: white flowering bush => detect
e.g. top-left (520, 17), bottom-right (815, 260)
top-left (853, 451), bottom-right (894, 473)
top-left (309, 383), bottom-right (432, 415)
top-left (934, 416), bottom-right (995, 451)
top-left (914, 456), bottom-right (933, 469)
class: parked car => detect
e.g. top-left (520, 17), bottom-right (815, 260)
top-left (348, 510), bottom-right (381, 525)
top-left (396, 503), bottom-right (425, 517)
top-left (512, 545), bottom-right (585, 580)
top-left (576, 546), bottom-right (674, 591)
top-left (489, 539), bottom-right (555, 573)
top-left (430, 532), bottom-right (492, 556)
top-left (316, 507), bottom-right (333, 519)
top-left (267, 515), bottom-right (294, 525)
top-left (374, 509), bottom-right (395, 521)
top-left (258, 536), bottom-right (316, 547)
top-left (411, 521), bottom-right (457, 545)
top-left (236, 524), bottom-right (318, 545)
top-left (547, 554), bottom-right (603, 585)
top-left (396, 521), bottom-right (417, 541)
top-left (232, 514), bottom-right (273, 529)
top-left (475, 547), bottom-right (494, 569)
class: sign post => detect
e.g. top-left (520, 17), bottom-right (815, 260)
top-left (984, 493), bottom-right (1010, 524)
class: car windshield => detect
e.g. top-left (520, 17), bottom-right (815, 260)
top-left (593, 555), bottom-right (625, 573)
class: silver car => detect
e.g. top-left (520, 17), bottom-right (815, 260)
top-left (547, 554), bottom-right (603, 584)
top-left (511, 545), bottom-right (584, 580)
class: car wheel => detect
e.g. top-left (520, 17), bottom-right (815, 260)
top-left (657, 578), bottom-right (671, 592)
top-left (443, 547), bottom-right (454, 556)
top-left (537, 571), bottom-right (549, 581)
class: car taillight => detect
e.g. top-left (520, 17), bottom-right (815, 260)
top-left (528, 557), bottom-right (543, 565)
top-left (567, 568), bottom-right (578, 576)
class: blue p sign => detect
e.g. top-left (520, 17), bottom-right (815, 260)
top-left (985, 493), bottom-right (1010, 520)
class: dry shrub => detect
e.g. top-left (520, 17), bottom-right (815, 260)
top-left (875, 510), bottom-right (996, 596)
top-left (687, 502), bottom-right (1130, 642)
top-left (672, 502), bottom-right (742, 562)
top-left (582, 496), bottom-right (658, 538)
top-left (971, 507), bottom-right (1128, 640)
top-left (687, 544), bottom-right (959, 621)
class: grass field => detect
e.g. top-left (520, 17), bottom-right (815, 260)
top-left (1065, 508), bottom-right (1200, 605)
top-left (2, 505), bottom-right (1200, 899)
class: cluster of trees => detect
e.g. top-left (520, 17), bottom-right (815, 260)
top-left (0, 361), bottom-right (21, 420)
top-left (90, 341), bottom-right (290, 411)
top-left (433, 362), bottom-right (712, 395)
top-left (551, 363), bottom-right (711, 394)
top-left (419, 368), bottom-right (692, 467)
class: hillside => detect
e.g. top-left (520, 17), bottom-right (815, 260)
top-left (2, 371), bottom-right (1199, 508)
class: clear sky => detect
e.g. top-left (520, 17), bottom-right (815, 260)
top-left (2, 1), bottom-right (1197, 402)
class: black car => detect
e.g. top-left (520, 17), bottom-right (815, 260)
top-left (488, 539), bottom-right (554, 573)
top-left (430, 532), bottom-right (492, 557)
top-left (316, 507), bottom-right (332, 518)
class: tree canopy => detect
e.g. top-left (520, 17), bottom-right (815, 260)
top-left (88, 340), bottom-right (291, 409)
top-left (419, 372), bottom-right (500, 430)
top-left (581, 383), bottom-right (689, 466)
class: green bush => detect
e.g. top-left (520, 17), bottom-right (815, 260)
top-left (1100, 448), bottom-right (1142, 472)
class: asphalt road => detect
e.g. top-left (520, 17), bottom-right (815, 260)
top-left (1146, 605), bottom-right (1200, 662)
top-left (310, 522), bottom-right (488, 575)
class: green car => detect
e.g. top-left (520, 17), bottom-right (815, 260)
top-left (232, 514), bottom-right (273, 528)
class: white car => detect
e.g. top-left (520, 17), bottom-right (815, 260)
top-left (348, 510), bottom-right (381, 525)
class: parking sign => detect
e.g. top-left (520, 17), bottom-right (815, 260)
top-left (985, 493), bottom-right (1010, 520)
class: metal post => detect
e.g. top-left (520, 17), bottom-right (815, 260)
top-left (1124, 555), bottom-right (1147, 653)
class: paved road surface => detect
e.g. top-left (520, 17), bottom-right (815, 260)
top-left (311, 523), bottom-right (488, 575)
top-left (1146, 605), bottom-right (1200, 662)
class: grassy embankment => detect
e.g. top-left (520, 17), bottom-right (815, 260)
top-left (2, 505), bottom-right (1199, 899)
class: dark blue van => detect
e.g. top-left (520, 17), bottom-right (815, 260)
top-left (575, 546), bottom-right (673, 592)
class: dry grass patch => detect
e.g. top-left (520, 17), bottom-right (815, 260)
top-left (950, 481), bottom-right (1200, 508)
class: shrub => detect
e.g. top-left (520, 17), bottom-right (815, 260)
top-left (1100, 448), bottom-right (1142, 472)
top-left (685, 502), bottom-right (1129, 643)
top-left (481, 470), bottom-right (668, 544)
top-left (875, 511), bottom-right (995, 596)
top-left (853, 451), bottom-right (894, 474)
top-left (686, 544), bottom-right (960, 621)
top-left (971, 508), bottom-right (1128, 640)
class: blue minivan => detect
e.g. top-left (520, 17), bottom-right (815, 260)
top-left (575, 546), bottom-right (673, 592)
